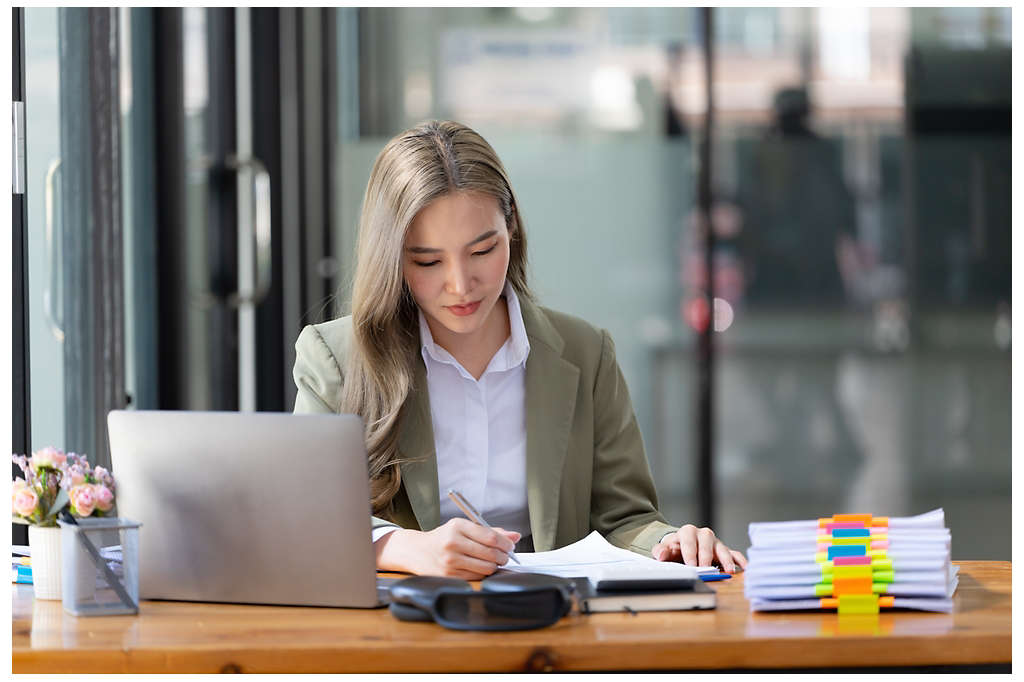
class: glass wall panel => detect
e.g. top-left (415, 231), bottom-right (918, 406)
top-left (24, 8), bottom-right (128, 468)
top-left (706, 7), bottom-right (1010, 559)
top-left (332, 7), bottom-right (1010, 559)
top-left (24, 8), bottom-right (66, 451)
top-left (334, 7), bottom-right (700, 485)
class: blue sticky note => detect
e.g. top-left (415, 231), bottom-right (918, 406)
top-left (828, 545), bottom-right (867, 559)
top-left (832, 528), bottom-right (870, 538)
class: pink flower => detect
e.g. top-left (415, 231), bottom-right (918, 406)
top-left (70, 484), bottom-right (96, 517)
top-left (93, 465), bottom-right (113, 489)
top-left (67, 464), bottom-right (86, 487)
top-left (93, 484), bottom-right (114, 512)
top-left (31, 446), bottom-right (67, 471)
top-left (12, 480), bottom-right (39, 518)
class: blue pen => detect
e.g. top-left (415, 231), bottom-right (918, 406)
top-left (700, 573), bottom-right (733, 582)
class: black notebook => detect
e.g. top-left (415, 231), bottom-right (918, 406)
top-left (571, 577), bottom-right (716, 613)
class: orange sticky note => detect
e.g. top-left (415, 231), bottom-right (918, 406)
top-left (833, 577), bottom-right (873, 596)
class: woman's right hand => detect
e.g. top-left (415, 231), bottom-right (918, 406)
top-left (374, 518), bottom-right (521, 580)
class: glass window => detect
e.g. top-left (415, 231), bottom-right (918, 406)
top-left (24, 8), bottom-right (66, 451)
top-left (334, 11), bottom-right (698, 522)
top-left (23, 8), bottom-right (128, 470)
top-left (332, 8), bottom-right (1010, 559)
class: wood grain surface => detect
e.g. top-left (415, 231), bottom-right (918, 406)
top-left (12, 561), bottom-right (1010, 673)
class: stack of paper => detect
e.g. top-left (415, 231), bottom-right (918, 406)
top-left (744, 508), bottom-right (957, 613)
top-left (11, 546), bottom-right (31, 585)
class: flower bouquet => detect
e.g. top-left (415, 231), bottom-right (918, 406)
top-left (12, 447), bottom-right (116, 599)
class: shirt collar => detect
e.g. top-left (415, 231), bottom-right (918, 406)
top-left (502, 283), bottom-right (531, 367)
top-left (418, 282), bottom-right (531, 373)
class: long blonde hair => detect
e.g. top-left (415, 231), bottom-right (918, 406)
top-left (342, 120), bottom-right (531, 516)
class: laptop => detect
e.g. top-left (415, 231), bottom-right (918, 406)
top-left (108, 410), bottom-right (389, 608)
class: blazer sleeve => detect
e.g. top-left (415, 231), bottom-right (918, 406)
top-left (292, 324), bottom-right (401, 535)
top-left (293, 325), bottom-right (344, 414)
top-left (590, 329), bottom-right (677, 556)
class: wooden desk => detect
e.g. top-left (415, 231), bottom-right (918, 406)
top-left (12, 561), bottom-right (1010, 673)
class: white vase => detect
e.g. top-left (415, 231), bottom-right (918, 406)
top-left (28, 525), bottom-right (62, 600)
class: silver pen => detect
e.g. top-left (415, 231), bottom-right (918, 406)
top-left (447, 489), bottom-right (521, 565)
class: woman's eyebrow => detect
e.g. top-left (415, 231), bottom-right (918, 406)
top-left (406, 229), bottom-right (498, 253)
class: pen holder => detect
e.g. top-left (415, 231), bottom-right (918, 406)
top-left (58, 517), bottom-right (141, 616)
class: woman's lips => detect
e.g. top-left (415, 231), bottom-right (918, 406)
top-left (446, 301), bottom-right (481, 317)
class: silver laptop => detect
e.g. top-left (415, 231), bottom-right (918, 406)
top-left (108, 410), bottom-right (387, 608)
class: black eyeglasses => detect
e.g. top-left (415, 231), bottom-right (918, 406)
top-left (389, 573), bottom-right (578, 631)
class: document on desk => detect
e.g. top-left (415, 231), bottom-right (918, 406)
top-left (499, 531), bottom-right (716, 581)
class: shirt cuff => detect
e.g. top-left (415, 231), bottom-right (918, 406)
top-left (371, 525), bottom-right (401, 543)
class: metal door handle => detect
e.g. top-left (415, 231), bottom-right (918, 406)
top-left (187, 154), bottom-right (273, 308)
top-left (226, 154), bottom-right (272, 306)
top-left (44, 158), bottom-right (65, 342)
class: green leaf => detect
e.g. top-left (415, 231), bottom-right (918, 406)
top-left (44, 488), bottom-right (70, 520)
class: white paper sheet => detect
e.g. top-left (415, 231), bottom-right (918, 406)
top-left (500, 531), bottom-right (718, 579)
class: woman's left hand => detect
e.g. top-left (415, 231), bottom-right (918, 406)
top-left (652, 524), bottom-right (748, 573)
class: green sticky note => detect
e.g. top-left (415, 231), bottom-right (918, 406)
top-left (838, 594), bottom-right (880, 615)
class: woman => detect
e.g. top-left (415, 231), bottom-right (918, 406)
top-left (293, 120), bottom-right (746, 579)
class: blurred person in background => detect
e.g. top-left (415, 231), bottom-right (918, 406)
top-left (737, 86), bottom-right (859, 306)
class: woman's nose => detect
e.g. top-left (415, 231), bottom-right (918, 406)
top-left (445, 260), bottom-right (470, 295)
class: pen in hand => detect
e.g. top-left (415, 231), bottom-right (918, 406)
top-left (447, 489), bottom-right (521, 566)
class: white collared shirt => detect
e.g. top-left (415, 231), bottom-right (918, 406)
top-left (371, 282), bottom-right (531, 542)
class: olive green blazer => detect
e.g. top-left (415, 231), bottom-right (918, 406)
top-left (292, 297), bottom-right (676, 555)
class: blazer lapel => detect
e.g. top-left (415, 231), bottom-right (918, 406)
top-left (521, 300), bottom-right (580, 552)
top-left (397, 355), bottom-right (441, 531)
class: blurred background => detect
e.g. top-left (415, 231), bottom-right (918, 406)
top-left (14, 7), bottom-right (1011, 558)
